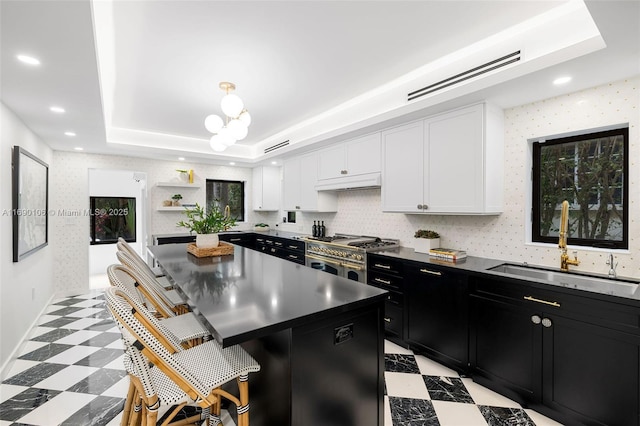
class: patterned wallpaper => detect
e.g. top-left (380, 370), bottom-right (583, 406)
top-left (51, 76), bottom-right (639, 295)
top-left (297, 76), bottom-right (639, 278)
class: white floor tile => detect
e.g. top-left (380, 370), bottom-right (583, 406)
top-left (102, 354), bottom-right (126, 370)
top-left (33, 365), bottom-right (98, 391)
top-left (385, 372), bottom-right (430, 399)
top-left (100, 376), bottom-right (130, 398)
top-left (432, 400), bottom-right (487, 426)
top-left (384, 340), bottom-right (412, 355)
top-left (66, 307), bottom-right (104, 318)
top-left (4, 360), bottom-right (40, 380)
top-left (104, 325), bottom-right (120, 333)
top-left (64, 317), bottom-right (105, 330)
top-left (18, 340), bottom-right (48, 356)
top-left (526, 408), bottom-right (565, 426)
top-left (44, 345), bottom-right (101, 365)
top-left (0, 384), bottom-right (28, 403)
top-left (220, 409), bottom-right (236, 426)
top-left (53, 330), bottom-right (102, 345)
top-left (104, 339), bottom-right (125, 350)
top-left (415, 354), bottom-right (459, 377)
top-left (384, 395), bottom-right (393, 426)
top-left (45, 304), bottom-right (67, 313)
top-left (0, 420), bottom-right (13, 426)
top-left (15, 391), bottom-right (97, 426)
top-left (461, 378), bottom-right (521, 408)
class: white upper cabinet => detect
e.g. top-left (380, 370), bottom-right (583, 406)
top-left (382, 102), bottom-right (503, 214)
top-left (252, 166), bottom-right (280, 211)
top-left (316, 133), bottom-right (382, 190)
top-left (283, 152), bottom-right (337, 212)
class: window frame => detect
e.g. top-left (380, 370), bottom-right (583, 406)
top-left (531, 127), bottom-right (629, 249)
top-left (89, 196), bottom-right (137, 245)
top-left (205, 179), bottom-right (246, 222)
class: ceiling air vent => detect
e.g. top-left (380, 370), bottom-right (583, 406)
top-left (408, 50), bottom-right (521, 101)
top-left (264, 140), bottom-right (290, 154)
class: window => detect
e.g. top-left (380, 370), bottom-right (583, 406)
top-left (90, 196), bottom-right (136, 245)
top-left (206, 179), bottom-right (245, 222)
top-left (532, 127), bottom-right (628, 249)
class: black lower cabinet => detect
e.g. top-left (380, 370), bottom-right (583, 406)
top-left (219, 232), bottom-right (255, 248)
top-left (254, 235), bottom-right (305, 265)
top-left (470, 276), bottom-right (640, 426)
top-left (406, 263), bottom-right (469, 373)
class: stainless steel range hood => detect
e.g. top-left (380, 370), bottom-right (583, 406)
top-left (315, 172), bottom-right (381, 191)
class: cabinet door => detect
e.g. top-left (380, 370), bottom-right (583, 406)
top-left (317, 145), bottom-right (345, 180)
top-left (542, 314), bottom-right (640, 426)
top-left (252, 167), bottom-right (280, 211)
top-left (283, 158), bottom-right (301, 210)
top-left (345, 133), bottom-right (381, 176)
top-left (381, 121), bottom-right (424, 212)
top-left (470, 294), bottom-right (541, 405)
top-left (407, 265), bottom-right (468, 372)
top-left (425, 104), bottom-right (484, 213)
top-left (299, 153), bottom-right (319, 210)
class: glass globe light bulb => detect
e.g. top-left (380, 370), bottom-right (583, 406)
top-left (218, 127), bottom-right (236, 147)
top-left (209, 135), bottom-right (227, 152)
top-left (227, 119), bottom-right (248, 140)
top-left (204, 114), bottom-right (224, 133)
top-left (238, 110), bottom-right (252, 126)
top-left (221, 94), bottom-right (244, 118)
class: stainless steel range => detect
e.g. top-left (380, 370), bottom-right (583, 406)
top-left (304, 233), bottom-right (400, 283)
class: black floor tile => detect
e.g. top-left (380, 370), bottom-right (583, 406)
top-left (79, 332), bottom-right (121, 347)
top-left (389, 396), bottom-right (440, 426)
top-left (2, 363), bottom-right (67, 386)
top-left (0, 388), bottom-right (62, 422)
top-left (60, 395), bottom-right (125, 426)
top-left (74, 348), bottom-right (123, 367)
top-left (30, 328), bottom-right (77, 342)
top-left (39, 317), bottom-right (79, 328)
top-left (47, 306), bottom-right (85, 316)
top-left (423, 375), bottom-right (475, 403)
top-left (66, 368), bottom-right (127, 395)
top-left (385, 354), bottom-right (420, 374)
top-left (18, 343), bottom-right (75, 362)
top-left (479, 406), bottom-right (536, 426)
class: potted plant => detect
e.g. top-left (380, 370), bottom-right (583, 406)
top-left (254, 222), bottom-right (270, 232)
top-left (171, 194), bottom-right (183, 206)
top-left (176, 202), bottom-right (236, 248)
top-left (414, 229), bottom-right (440, 254)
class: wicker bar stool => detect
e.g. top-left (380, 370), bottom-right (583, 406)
top-left (116, 250), bottom-right (190, 315)
top-left (116, 239), bottom-right (173, 289)
top-left (107, 264), bottom-right (210, 348)
top-left (105, 287), bottom-right (260, 426)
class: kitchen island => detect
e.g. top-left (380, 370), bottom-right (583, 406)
top-left (148, 243), bottom-right (388, 426)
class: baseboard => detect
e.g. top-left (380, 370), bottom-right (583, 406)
top-left (0, 292), bottom-right (57, 381)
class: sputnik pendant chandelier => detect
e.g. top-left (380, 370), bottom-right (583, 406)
top-left (204, 82), bottom-right (251, 152)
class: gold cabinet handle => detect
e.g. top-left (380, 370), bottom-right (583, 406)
top-left (384, 317), bottom-right (391, 323)
top-left (288, 245), bottom-right (299, 249)
top-left (230, 238), bottom-right (241, 242)
top-left (523, 296), bottom-right (561, 308)
top-left (374, 263), bottom-right (391, 270)
top-left (288, 255), bottom-right (298, 259)
top-left (420, 268), bottom-right (442, 276)
top-left (374, 277), bottom-right (392, 285)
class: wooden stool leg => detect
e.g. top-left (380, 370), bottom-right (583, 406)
top-left (236, 374), bottom-right (250, 426)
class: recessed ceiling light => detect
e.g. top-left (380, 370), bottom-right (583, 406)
top-left (229, 162), bottom-right (236, 166)
top-left (64, 131), bottom-right (76, 137)
top-left (178, 157), bottom-right (185, 161)
top-left (271, 161), bottom-right (277, 165)
top-left (73, 147), bottom-right (83, 151)
top-left (50, 106), bottom-right (65, 113)
top-left (553, 76), bottom-right (572, 85)
top-left (17, 54), bottom-right (40, 66)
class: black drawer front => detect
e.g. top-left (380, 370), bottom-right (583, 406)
top-left (282, 240), bottom-right (305, 253)
top-left (283, 251), bottom-right (305, 265)
top-left (384, 303), bottom-right (403, 336)
top-left (368, 271), bottom-right (403, 292)
top-left (384, 290), bottom-right (403, 306)
top-left (368, 255), bottom-right (404, 275)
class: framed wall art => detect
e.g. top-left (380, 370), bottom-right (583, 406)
top-left (12, 146), bottom-right (49, 262)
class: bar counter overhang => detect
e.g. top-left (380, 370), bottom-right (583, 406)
top-left (148, 243), bottom-right (388, 425)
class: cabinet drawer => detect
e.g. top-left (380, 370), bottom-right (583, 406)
top-left (368, 271), bottom-right (403, 291)
top-left (282, 239), bottom-right (306, 253)
top-left (368, 255), bottom-right (404, 275)
top-left (384, 302), bottom-right (403, 336)
top-left (385, 290), bottom-right (403, 306)
top-left (283, 251), bottom-right (305, 265)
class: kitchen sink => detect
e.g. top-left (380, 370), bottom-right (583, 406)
top-left (488, 263), bottom-right (640, 296)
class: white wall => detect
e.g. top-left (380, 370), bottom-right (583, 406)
top-left (0, 103), bottom-right (54, 377)
top-left (88, 169), bottom-right (146, 275)
top-left (50, 152), bottom-right (279, 294)
top-left (281, 76), bottom-right (640, 278)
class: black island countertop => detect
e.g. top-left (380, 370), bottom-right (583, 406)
top-left (148, 243), bottom-right (388, 347)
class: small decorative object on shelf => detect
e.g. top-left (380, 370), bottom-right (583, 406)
top-left (176, 169), bottom-right (194, 184)
top-left (414, 229), bottom-right (440, 254)
top-left (162, 200), bottom-right (173, 207)
top-left (176, 202), bottom-right (236, 251)
top-left (171, 194), bottom-right (183, 206)
top-left (254, 223), bottom-right (270, 232)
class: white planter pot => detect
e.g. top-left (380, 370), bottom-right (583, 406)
top-left (196, 233), bottom-right (219, 249)
top-left (414, 238), bottom-right (440, 254)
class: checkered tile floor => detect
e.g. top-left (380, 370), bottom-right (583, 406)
top-left (1, 291), bottom-right (561, 426)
